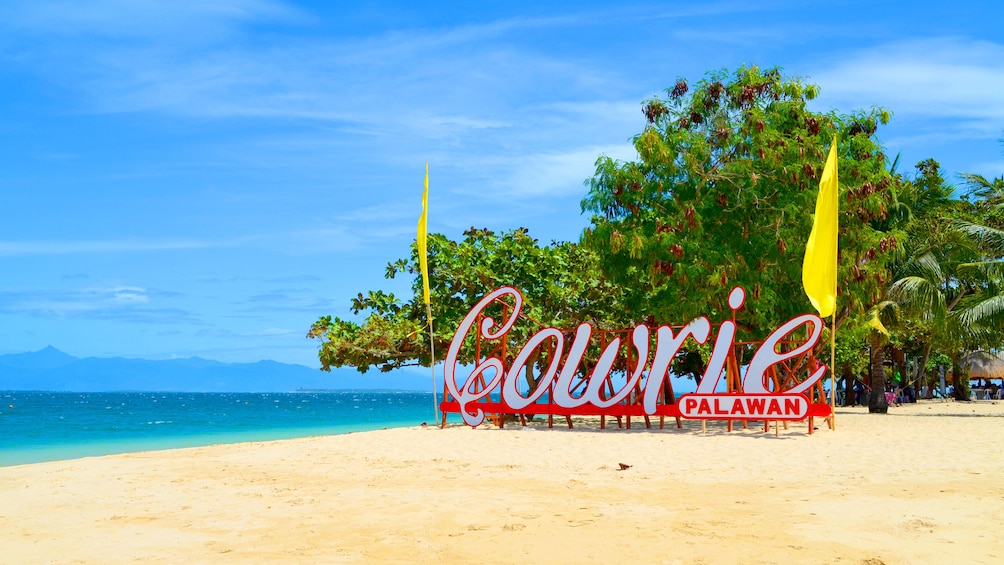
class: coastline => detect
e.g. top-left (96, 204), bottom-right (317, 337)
top-left (0, 390), bottom-right (446, 467)
top-left (0, 421), bottom-right (420, 467)
top-left (2, 400), bottom-right (1002, 564)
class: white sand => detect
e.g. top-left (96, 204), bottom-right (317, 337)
top-left (1, 400), bottom-right (1002, 564)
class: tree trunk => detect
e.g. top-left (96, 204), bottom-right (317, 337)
top-left (523, 349), bottom-right (541, 393)
top-left (868, 331), bottom-right (888, 413)
top-left (951, 355), bottom-right (971, 401)
top-left (894, 347), bottom-right (908, 394)
top-left (916, 343), bottom-right (933, 399)
top-left (841, 363), bottom-right (854, 407)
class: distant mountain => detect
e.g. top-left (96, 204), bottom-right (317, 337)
top-left (0, 347), bottom-right (430, 392)
top-left (0, 345), bottom-right (78, 370)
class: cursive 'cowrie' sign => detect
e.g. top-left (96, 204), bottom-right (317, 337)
top-left (440, 286), bottom-right (831, 427)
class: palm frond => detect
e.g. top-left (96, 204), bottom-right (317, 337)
top-left (888, 275), bottom-right (946, 320)
top-left (953, 219), bottom-right (1004, 253)
top-left (958, 260), bottom-right (1004, 285)
top-left (959, 292), bottom-right (1004, 327)
top-left (960, 172), bottom-right (1004, 201)
top-left (913, 251), bottom-right (945, 281)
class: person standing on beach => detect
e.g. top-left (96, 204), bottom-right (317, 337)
top-left (853, 380), bottom-right (865, 405)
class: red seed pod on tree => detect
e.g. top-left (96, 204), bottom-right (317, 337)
top-left (671, 80), bottom-right (688, 99)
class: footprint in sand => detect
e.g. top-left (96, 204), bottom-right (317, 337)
top-left (901, 518), bottom-right (936, 533)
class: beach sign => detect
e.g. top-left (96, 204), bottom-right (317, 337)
top-left (440, 286), bottom-right (832, 428)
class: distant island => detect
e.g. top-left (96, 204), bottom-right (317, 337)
top-left (0, 346), bottom-right (429, 392)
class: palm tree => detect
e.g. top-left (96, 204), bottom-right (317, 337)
top-left (952, 152), bottom-right (1004, 347)
top-left (887, 147), bottom-right (1004, 401)
top-left (959, 172), bottom-right (1004, 203)
top-left (865, 309), bottom-right (894, 413)
top-left (885, 160), bottom-right (984, 401)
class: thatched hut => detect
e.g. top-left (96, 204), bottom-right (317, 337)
top-left (962, 351), bottom-right (1004, 399)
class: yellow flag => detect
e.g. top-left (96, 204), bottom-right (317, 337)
top-left (802, 137), bottom-right (838, 318)
top-left (417, 163), bottom-right (431, 306)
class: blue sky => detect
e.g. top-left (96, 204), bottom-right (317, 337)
top-left (1, 0), bottom-right (1002, 371)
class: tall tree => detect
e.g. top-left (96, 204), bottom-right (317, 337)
top-left (308, 228), bottom-right (626, 387)
top-left (580, 66), bottom-right (901, 363)
top-left (887, 159), bottom-right (1004, 401)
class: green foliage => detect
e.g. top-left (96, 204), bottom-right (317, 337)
top-left (308, 228), bottom-right (625, 373)
top-left (905, 159), bottom-right (1004, 337)
top-left (581, 65), bottom-right (899, 338)
top-left (882, 150), bottom-right (1004, 399)
top-left (833, 320), bottom-right (870, 376)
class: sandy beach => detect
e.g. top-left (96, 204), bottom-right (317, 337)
top-left (2, 400), bottom-right (1002, 564)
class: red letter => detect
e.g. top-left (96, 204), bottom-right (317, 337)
top-left (698, 399), bottom-right (712, 415)
top-left (767, 399), bottom-right (782, 415)
top-left (784, 397), bottom-right (801, 415)
top-left (746, 398), bottom-right (766, 414)
top-left (714, 398), bottom-right (729, 415)
top-left (731, 398), bottom-right (746, 415)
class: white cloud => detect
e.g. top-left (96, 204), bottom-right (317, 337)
top-left (878, 122), bottom-right (1003, 156)
top-left (0, 0), bottom-right (307, 39)
top-left (670, 26), bottom-right (789, 45)
top-left (966, 159), bottom-right (1004, 180)
top-left (0, 231), bottom-right (366, 257)
top-left (0, 285), bottom-right (190, 322)
top-left (336, 202), bottom-right (416, 224)
top-left (811, 37), bottom-right (1004, 127)
top-left (109, 286), bottom-right (150, 305)
top-left (0, 238), bottom-right (211, 256)
top-left (502, 144), bottom-right (639, 197)
top-left (196, 326), bottom-right (298, 338)
top-left (1, 2), bottom-right (636, 144)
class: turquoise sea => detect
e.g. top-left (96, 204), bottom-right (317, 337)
top-left (0, 391), bottom-right (444, 467)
